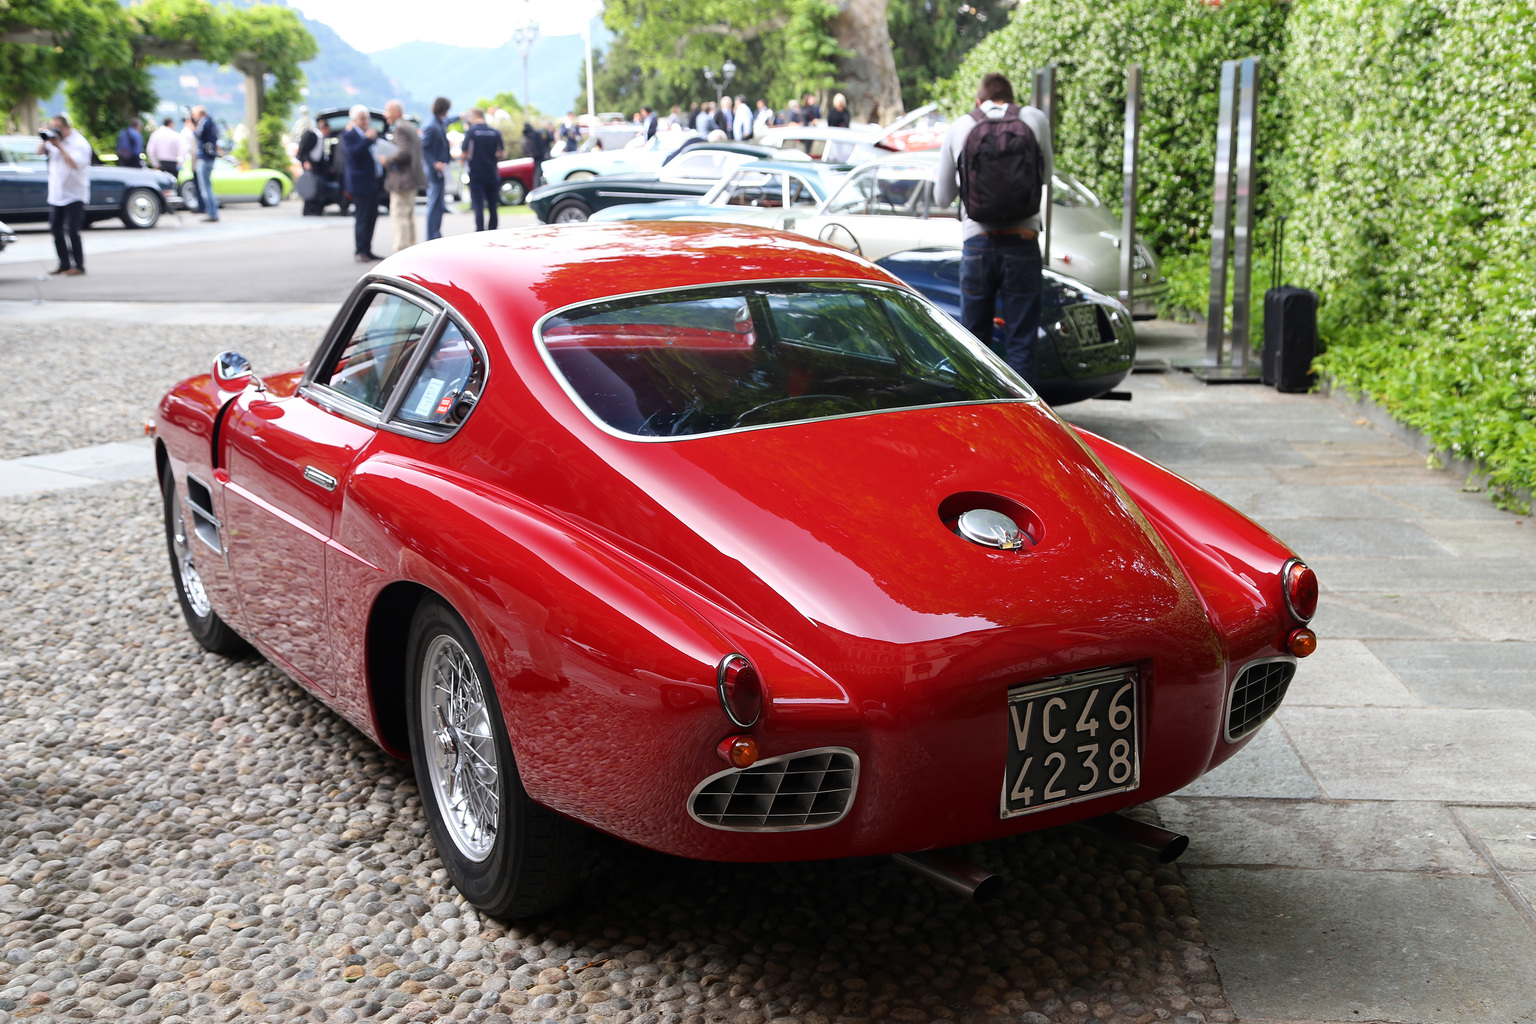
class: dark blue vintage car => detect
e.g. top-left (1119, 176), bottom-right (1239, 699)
top-left (878, 248), bottom-right (1136, 406)
top-left (527, 142), bottom-right (810, 224)
top-left (0, 134), bottom-right (183, 228)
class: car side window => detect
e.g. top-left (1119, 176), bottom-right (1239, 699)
top-left (786, 175), bottom-right (820, 207)
top-left (318, 291), bottom-right (436, 411)
top-left (668, 152), bottom-right (721, 179)
top-left (825, 171), bottom-right (878, 215)
top-left (393, 322), bottom-right (485, 430)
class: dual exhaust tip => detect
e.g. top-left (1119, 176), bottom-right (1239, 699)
top-left (894, 813), bottom-right (1188, 902)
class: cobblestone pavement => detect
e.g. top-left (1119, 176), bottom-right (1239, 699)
top-left (0, 321), bottom-right (1233, 1024)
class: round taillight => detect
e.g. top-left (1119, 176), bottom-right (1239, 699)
top-left (1282, 558), bottom-right (1318, 623)
top-left (716, 654), bottom-right (762, 729)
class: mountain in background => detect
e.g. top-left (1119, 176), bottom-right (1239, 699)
top-left (369, 27), bottom-right (611, 120)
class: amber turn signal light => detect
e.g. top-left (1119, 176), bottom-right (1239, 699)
top-left (1288, 628), bottom-right (1318, 658)
top-left (716, 733), bottom-right (758, 768)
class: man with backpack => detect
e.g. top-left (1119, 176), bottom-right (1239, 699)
top-left (935, 72), bottom-right (1053, 383)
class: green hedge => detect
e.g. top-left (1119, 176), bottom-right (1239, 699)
top-left (1278, 0), bottom-right (1536, 510)
top-left (944, 0), bottom-right (1535, 511)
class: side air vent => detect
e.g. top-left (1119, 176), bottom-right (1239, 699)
top-left (689, 747), bottom-right (858, 832)
top-left (1225, 658), bottom-right (1296, 742)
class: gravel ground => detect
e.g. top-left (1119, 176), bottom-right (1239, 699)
top-left (0, 322), bottom-right (320, 460)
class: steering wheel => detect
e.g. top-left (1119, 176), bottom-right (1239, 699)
top-left (732, 394), bottom-right (864, 427)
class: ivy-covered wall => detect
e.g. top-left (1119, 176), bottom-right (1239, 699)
top-left (944, 0), bottom-right (1535, 510)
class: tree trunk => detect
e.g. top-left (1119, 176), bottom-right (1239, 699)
top-left (832, 0), bottom-right (904, 124)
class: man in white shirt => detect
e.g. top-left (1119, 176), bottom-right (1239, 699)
top-left (145, 117), bottom-right (183, 175)
top-left (38, 114), bottom-right (92, 276)
top-left (732, 94), bottom-right (752, 140)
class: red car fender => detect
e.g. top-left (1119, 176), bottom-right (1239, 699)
top-left (336, 453), bottom-right (847, 843)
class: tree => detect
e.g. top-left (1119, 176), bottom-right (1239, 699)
top-left (886, 0), bottom-right (1015, 105)
top-left (830, 0), bottom-right (902, 121)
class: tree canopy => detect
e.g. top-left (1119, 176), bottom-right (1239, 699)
top-left (1, 0), bottom-right (316, 166)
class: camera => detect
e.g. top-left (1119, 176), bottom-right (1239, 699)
top-left (39, 128), bottom-right (57, 142)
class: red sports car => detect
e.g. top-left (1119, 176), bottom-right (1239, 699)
top-left (495, 156), bottom-right (537, 206)
top-left (153, 223), bottom-right (1318, 918)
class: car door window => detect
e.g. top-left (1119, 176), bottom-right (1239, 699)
top-left (393, 321), bottom-right (485, 431)
top-left (317, 291), bottom-right (437, 411)
top-left (825, 170), bottom-right (878, 215)
top-left (722, 169), bottom-right (782, 207)
top-left (786, 175), bottom-right (820, 207)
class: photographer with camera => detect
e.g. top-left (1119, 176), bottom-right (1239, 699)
top-left (38, 114), bottom-right (91, 277)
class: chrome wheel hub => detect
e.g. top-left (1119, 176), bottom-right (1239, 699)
top-left (173, 507), bottom-right (211, 618)
top-left (419, 634), bottom-right (500, 861)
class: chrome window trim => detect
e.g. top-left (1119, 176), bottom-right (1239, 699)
top-left (531, 276), bottom-right (1038, 445)
top-left (297, 277), bottom-right (489, 443)
top-left (687, 746), bottom-right (860, 833)
top-left (1222, 654), bottom-right (1298, 745)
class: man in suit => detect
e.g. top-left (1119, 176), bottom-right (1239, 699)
top-left (115, 118), bottom-right (143, 168)
top-left (421, 96), bottom-right (452, 240)
top-left (340, 104), bottom-right (381, 261)
top-left (296, 118), bottom-right (333, 216)
top-left (383, 100), bottom-right (426, 251)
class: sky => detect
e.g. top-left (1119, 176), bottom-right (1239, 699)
top-left (285, 0), bottom-right (603, 53)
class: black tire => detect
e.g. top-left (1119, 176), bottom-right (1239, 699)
top-left (259, 178), bottom-right (283, 206)
top-left (549, 199), bottom-right (590, 224)
top-left (161, 463), bottom-right (249, 655)
top-left (179, 180), bottom-right (201, 213)
top-left (120, 187), bottom-right (161, 229)
top-left (405, 597), bottom-right (587, 918)
top-left (499, 179), bottom-right (526, 206)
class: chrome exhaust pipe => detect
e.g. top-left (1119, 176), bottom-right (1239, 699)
top-left (1088, 813), bottom-right (1189, 863)
top-left (893, 851), bottom-right (1005, 902)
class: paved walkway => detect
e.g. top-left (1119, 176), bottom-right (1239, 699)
top-left (1063, 323), bottom-right (1536, 1024)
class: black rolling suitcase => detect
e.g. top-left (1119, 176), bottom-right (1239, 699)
top-left (1261, 218), bottom-right (1318, 393)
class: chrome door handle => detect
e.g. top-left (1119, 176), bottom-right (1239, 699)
top-left (303, 466), bottom-right (337, 491)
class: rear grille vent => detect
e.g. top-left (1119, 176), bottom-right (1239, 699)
top-left (689, 747), bottom-right (858, 832)
top-left (1225, 659), bottom-right (1295, 742)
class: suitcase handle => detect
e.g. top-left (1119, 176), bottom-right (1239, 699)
top-left (1271, 214), bottom-right (1286, 291)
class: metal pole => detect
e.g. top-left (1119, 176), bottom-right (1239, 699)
top-left (1205, 61), bottom-right (1238, 366)
top-left (1230, 56), bottom-right (1260, 373)
top-left (1032, 64), bottom-right (1056, 267)
top-left (1119, 63), bottom-right (1142, 311)
top-left (584, 18), bottom-right (595, 118)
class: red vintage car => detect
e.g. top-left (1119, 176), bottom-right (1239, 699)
top-left (496, 156), bottom-right (537, 206)
top-left (153, 222), bottom-right (1318, 918)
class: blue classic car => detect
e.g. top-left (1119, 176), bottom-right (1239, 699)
top-left (879, 247), bottom-right (1136, 406)
top-left (0, 134), bottom-right (183, 228)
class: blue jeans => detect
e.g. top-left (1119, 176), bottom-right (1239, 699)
top-left (425, 172), bottom-right (446, 240)
top-left (960, 233), bottom-right (1042, 382)
top-left (196, 158), bottom-right (219, 219)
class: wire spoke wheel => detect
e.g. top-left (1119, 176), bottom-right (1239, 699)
top-left (419, 633), bottom-right (502, 861)
top-left (171, 505), bottom-right (212, 619)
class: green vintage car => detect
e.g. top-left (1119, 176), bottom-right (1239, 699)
top-left (178, 157), bottom-right (292, 211)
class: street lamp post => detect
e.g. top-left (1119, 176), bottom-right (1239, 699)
top-left (703, 59), bottom-right (737, 101)
top-left (512, 21), bottom-right (540, 109)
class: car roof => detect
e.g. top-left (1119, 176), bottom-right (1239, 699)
top-left (760, 126), bottom-right (880, 141)
top-left (661, 141), bottom-right (782, 165)
top-left (377, 221), bottom-right (898, 330)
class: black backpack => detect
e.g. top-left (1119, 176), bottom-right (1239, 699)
top-left (959, 105), bottom-right (1042, 224)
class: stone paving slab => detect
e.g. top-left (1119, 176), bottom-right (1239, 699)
top-left (1278, 707), bottom-right (1536, 803)
top-left (1306, 591), bottom-right (1469, 641)
top-left (1426, 591), bottom-right (1536, 642)
top-left (1263, 519), bottom-right (1454, 559)
top-left (1155, 798), bottom-right (1485, 873)
top-left (1185, 868), bottom-right (1536, 1024)
top-left (1453, 806), bottom-right (1536, 871)
top-left (1369, 640), bottom-right (1536, 710)
top-left (0, 460), bottom-right (97, 498)
top-left (15, 440), bottom-right (154, 481)
top-left (1281, 639), bottom-right (1422, 708)
top-left (1310, 556), bottom-right (1536, 593)
top-left (0, 299), bottom-right (335, 327)
top-left (1412, 518), bottom-right (1536, 559)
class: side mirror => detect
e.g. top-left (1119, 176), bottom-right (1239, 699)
top-left (213, 350), bottom-right (264, 392)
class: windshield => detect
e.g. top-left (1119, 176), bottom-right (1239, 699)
top-left (539, 281), bottom-right (1035, 439)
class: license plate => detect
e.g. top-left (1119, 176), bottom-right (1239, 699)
top-left (1000, 666), bottom-right (1140, 818)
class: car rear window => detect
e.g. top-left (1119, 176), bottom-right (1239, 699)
top-left (539, 281), bottom-right (1034, 438)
